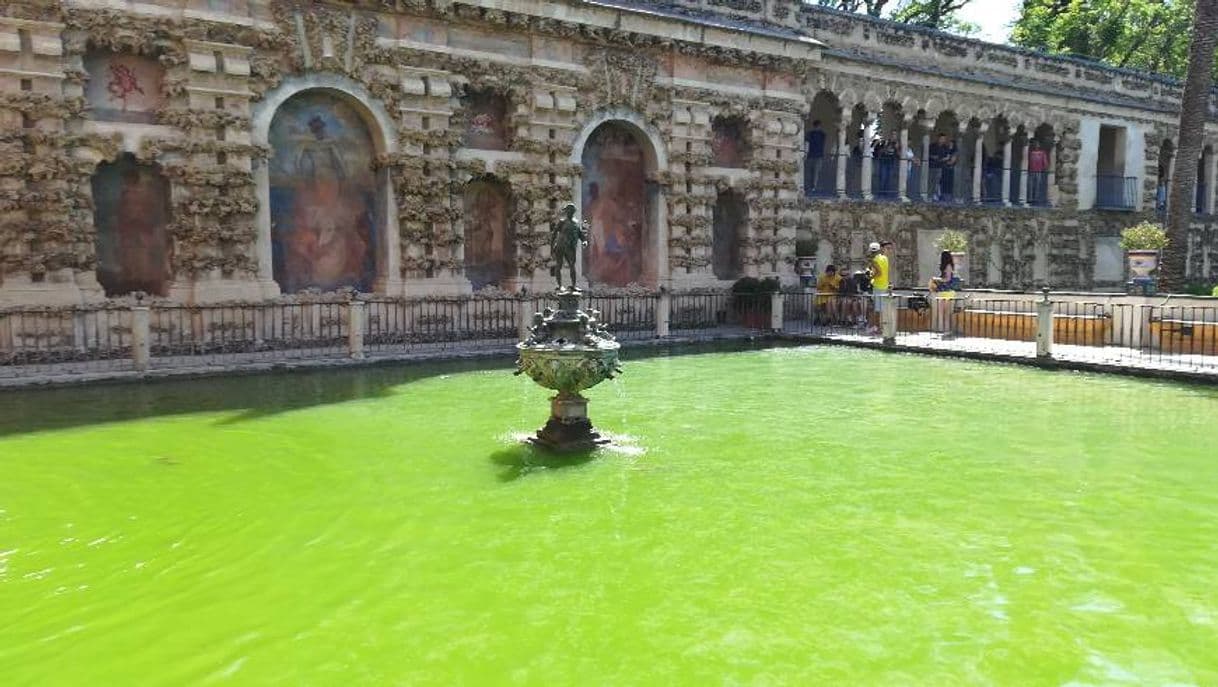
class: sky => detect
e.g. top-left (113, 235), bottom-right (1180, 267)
top-left (955, 0), bottom-right (1020, 44)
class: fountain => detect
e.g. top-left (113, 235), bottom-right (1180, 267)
top-left (514, 204), bottom-right (622, 452)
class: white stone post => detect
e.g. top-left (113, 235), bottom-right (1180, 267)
top-left (347, 300), bottom-right (365, 359)
top-left (972, 125), bottom-right (986, 204)
top-left (835, 124), bottom-right (849, 199)
top-left (656, 288), bottom-right (671, 337)
top-left (1018, 139), bottom-right (1030, 206)
top-left (1001, 138), bottom-right (1013, 206)
top-left (770, 292), bottom-right (784, 331)
top-left (518, 295), bottom-right (533, 341)
top-left (861, 113), bottom-right (874, 201)
top-left (1036, 288), bottom-right (1054, 359)
top-left (881, 291), bottom-right (898, 345)
top-left (898, 122), bottom-right (910, 202)
top-left (131, 305), bottom-right (151, 372)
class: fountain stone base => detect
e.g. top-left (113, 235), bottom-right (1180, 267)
top-left (529, 392), bottom-right (609, 452)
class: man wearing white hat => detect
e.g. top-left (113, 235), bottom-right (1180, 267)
top-left (867, 241), bottom-right (892, 334)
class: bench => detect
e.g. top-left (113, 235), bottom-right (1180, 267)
top-left (956, 308), bottom-right (1110, 346)
top-left (1151, 318), bottom-right (1218, 355)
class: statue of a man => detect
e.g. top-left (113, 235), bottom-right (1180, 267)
top-left (550, 203), bottom-right (588, 290)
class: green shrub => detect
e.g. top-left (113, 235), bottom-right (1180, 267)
top-left (935, 230), bottom-right (968, 253)
top-left (1118, 222), bottom-right (1169, 251)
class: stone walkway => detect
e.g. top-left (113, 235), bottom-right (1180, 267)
top-left (784, 327), bottom-right (1218, 381)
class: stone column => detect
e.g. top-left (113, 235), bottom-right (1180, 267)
top-left (1206, 148), bottom-right (1218, 214)
top-left (897, 121), bottom-right (910, 202)
top-left (1001, 138), bottom-right (1013, 206)
top-left (972, 125), bottom-right (987, 204)
top-left (860, 113), bottom-right (874, 201)
top-left (920, 132), bottom-right (931, 198)
top-left (1018, 137), bottom-right (1030, 206)
top-left (1046, 143), bottom-right (1058, 207)
top-left (835, 123), bottom-right (848, 199)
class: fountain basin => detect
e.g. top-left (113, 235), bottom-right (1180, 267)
top-left (514, 341), bottom-right (621, 393)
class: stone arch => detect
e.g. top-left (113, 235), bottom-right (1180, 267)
top-left (251, 74), bottom-right (400, 294)
top-left (571, 109), bottom-right (668, 288)
top-left (91, 152), bottom-right (173, 297)
top-left (462, 175), bottom-right (514, 290)
top-left (806, 90), bottom-right (841, 196)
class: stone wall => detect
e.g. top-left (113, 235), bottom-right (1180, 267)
top-left (0, 0), bottom-right (1215, 308)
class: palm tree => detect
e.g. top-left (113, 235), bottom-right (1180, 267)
top-left (1161, 0), bottom-right (1218, 292)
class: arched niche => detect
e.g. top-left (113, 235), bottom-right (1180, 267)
top-left (252, 75), bottom-right (400, 295)
top-left (463, 176), bottom-right (514, 290)
top-left (91, 153), bottom-right (173, 297)
top-left (266, 89), bottom-right (382, 293)
top-left (573, 113), bottom-right (666, 288)
top-left (712, 189), bottom-right (747, 280)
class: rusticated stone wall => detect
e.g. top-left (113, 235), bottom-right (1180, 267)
top-left (0, 0), bottom-right (1215, 308)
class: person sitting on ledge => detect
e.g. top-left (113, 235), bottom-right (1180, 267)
top-left (815, 264), bottom-right (842, 324)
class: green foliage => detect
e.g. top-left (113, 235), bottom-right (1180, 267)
top-left (891, 0), bottom-right (979, 34)
top-left (730, 276), bottom-right (781, 295)
top-left (1011, 0), bottom-right (1213, 80)
top-left (935, 230), bottom-right (969, 252)
top-left (1118, 221), bottom-right (1170, 251)
top-left (818, 0), bottom-right (976, 34)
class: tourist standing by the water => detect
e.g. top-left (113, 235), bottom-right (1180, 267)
top-left (867, 241), bottom-right (892, 334)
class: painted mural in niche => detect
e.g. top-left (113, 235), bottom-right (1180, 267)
top-left (711, 117), bottom-right (748, 167)
top-left (462, 91), bottom-right (508, 150)
top-left (83, 52), bottom-right (165, 124)
top-left (712, 191), bottom-right (747, 279)
top-left (581, 123), bottom-right (653, 287)
top-left (268, 91), bottom-right (379, 293)
top-left (91, 154), bottom-right (173, 297)
top-left (463, 179), bottom-right (513, 289)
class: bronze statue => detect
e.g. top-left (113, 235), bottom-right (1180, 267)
top-left (550, 203), bottom-right (588, 290)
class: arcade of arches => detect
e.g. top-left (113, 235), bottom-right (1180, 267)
top-left (2, 0), bottom-right (1218, 306)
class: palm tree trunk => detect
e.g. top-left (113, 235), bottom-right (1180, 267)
top-left (1162, 0), bottom-right (1218, 291)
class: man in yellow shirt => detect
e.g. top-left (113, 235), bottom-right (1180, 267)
top-left (867, 241), bottom-right (892, 332)
top-left (1212, 284), bottom-right (1218, 297)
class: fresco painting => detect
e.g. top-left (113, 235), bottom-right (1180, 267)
top-left (269, 91), bottom-right (379, 293)
top-left (711, 118), bottom-right (747, 167)
top-left (581, 123), bottom-right (652, 287)
top-left (462, 92), bottom-right (508, 150)
top-left (91, 154), bottom-right (173, 297)
top-left (463, 179), bottom-right (513, 290)
top-left (712, 191), bottom-right (746, 280)
top-left (84, 52), bottom-right (165, 124)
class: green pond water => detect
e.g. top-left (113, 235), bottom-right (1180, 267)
top-left (2, 346), bottom-right (1217, 686)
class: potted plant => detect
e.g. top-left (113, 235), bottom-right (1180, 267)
top-left (730, 276), bottom-right (780, 328)
top-left (1119, 221), bottom-right (1168, 289)
top-left (935, 230), bottom-right (969, 284)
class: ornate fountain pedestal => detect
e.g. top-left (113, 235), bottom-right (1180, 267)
top-left (515, 288), bottom-right (621, 452)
